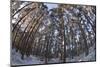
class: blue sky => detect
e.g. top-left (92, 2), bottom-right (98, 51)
top-left (44, 3), bottom-right (58, 10)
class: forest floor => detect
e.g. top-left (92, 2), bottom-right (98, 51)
top-left (11, 45), bottom-right (96, 65)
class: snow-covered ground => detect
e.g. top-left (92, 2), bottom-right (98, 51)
top-left (11, 49), bottom-right (61, 65)
top-left (11, 45), bottom-right (96, 65)
top-left (11, 49), bottom-right (44, 65)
